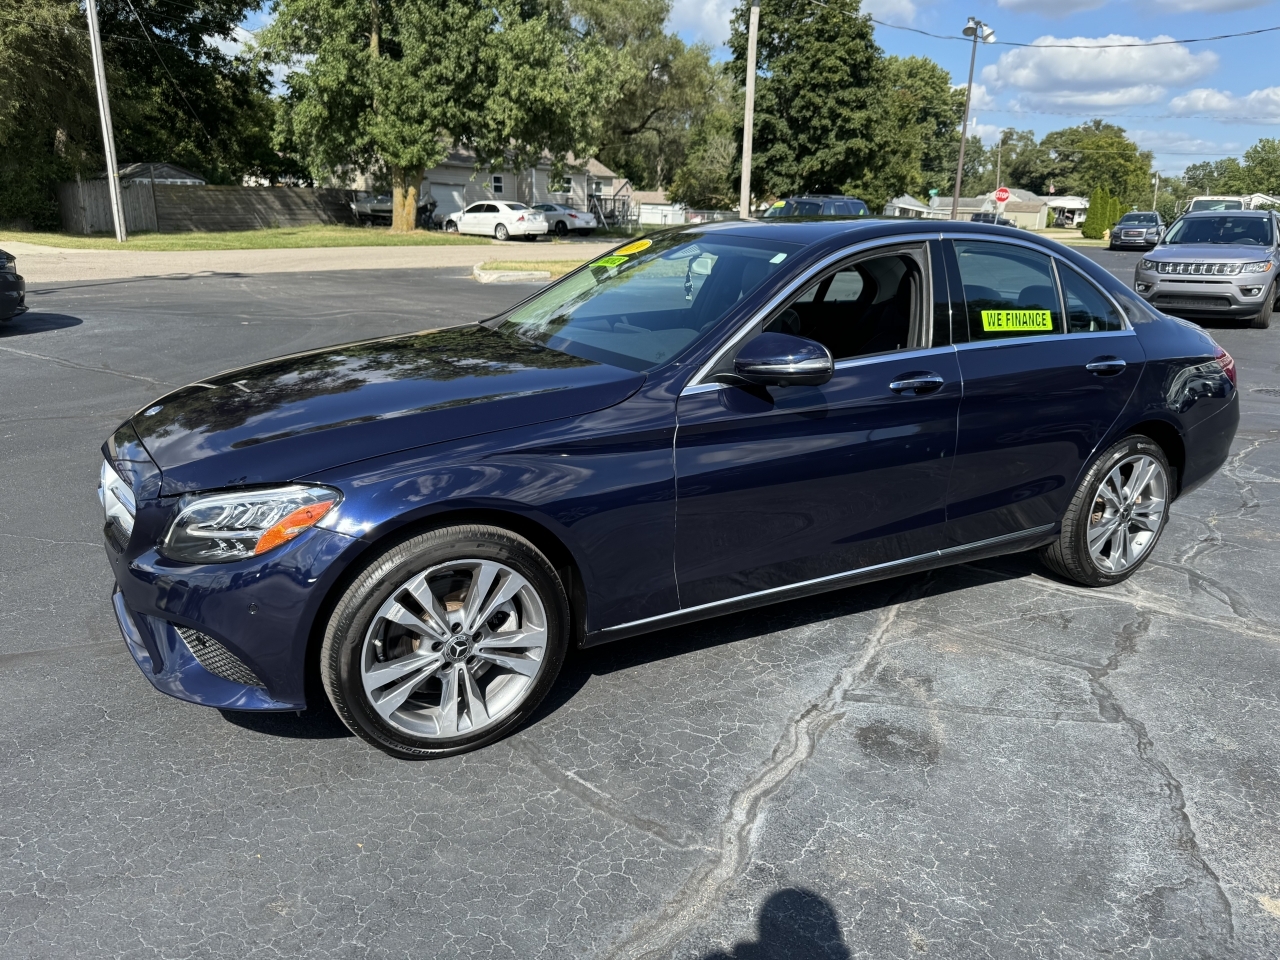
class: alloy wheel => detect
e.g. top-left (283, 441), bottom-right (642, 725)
top-left (360, 559), bottom-right (548, 740)
top-left (1087, 454), bottom-right (1168, 574)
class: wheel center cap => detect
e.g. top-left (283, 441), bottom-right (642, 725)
top-left (444, 636), bottom-right (474, 663)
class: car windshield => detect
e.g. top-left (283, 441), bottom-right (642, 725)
top-left (491, 233), bottom-right (802, 372)
top-left (1120, 214), bottom-right (1158, 225)
top-left (1164, 216), bottom-right (1272, 245)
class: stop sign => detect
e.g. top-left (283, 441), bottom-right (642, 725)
top-left (994, 187), bottom-right (1011, 203)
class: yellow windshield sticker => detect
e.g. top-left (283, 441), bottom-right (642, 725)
top-left (592, 255), bottom-right (629, 268)
top-left (614, 239), bottom-right (652, 256)
top-left (981, 309), bottom-right (1053, 332)
top-left (771, 200), bottom-right (786, 208)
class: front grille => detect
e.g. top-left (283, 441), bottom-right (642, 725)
top-left (1156, 295), bottom-right (1232, 310)
top-left (1153, 261), bottom-right (1246, 276)
top-left (1121, 230), bottom-right (1146, 239)
top-left (175, 626), bottom-right (265, 687)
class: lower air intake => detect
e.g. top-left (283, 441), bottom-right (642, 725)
top-left (174, 625), bottom-right (265, 688)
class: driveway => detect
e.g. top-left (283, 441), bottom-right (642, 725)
top-left (1, 257), bottom-right (1277, 959)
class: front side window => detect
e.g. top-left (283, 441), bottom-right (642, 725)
top-left (763, 247), bottom-right (926, 360)
top-left (1164, 215), bottom-right (1272, 245)
top-left (953, 240), bottom-right (1063, 340)
top-left (1059, 264), bottom-right (1124, 333)
top-left (465, 203), bottom-right (485, 214)
top-left (493, 233), bottom-right (801, 372)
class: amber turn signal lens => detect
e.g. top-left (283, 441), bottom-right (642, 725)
top-left (253, 500), bottom-right (335, 555)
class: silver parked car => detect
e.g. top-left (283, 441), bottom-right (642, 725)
top-left (1133, 209), bottom-right (1280, 329)
top-left (1109, 211), bottom-right (1164, 251)
top-left (531, 202), bottom-right (598, 237)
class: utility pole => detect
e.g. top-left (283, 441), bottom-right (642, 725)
top-left (85, 0), bottom-right (126, 242)
top-left (995, 134), bottom-right (1003, 194)
top-left (739, 0), bottom-right (760, 220)
top-left (1152, 171), bottom-right (1160, 210)
top-left (951, 17), bottom-right (995, 221)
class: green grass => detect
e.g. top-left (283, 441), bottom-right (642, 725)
top-left (0, 224), bottom-right (491, 251)
top-left (1035, 226), bottom-right (1107, 248)
top-left (481, 259), bottom-right (588, 278)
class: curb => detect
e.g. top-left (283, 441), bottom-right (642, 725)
top-left (473, 263), bottom-right (552, 284)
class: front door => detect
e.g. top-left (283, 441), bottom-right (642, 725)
top-left (675, 242), bottom-right (961, 608)
top-left (943, 239), bottom-right (1146, 546)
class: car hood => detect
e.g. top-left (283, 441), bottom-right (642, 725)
top-left (1146, 243), bottom-right (1271, 262)
top-left (130, 324), bottom-right (645, 495)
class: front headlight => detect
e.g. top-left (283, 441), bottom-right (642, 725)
top-left (1139, 259), bottom-right (1157, 270)
top-left (161, 485), bottom-right (340, 563)
top-left (1240, 260), bottom-right (1273, 274)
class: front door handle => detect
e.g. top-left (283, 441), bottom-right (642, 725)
top-left (889, 373), bottom-right (945, 395)
top-left (1086, 356), bottom-right (1127, 376)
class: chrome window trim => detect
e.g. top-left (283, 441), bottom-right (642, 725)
top-left (687, 232), bottom-right (942, 389)
top-left (681, 343), bottom-right (959, 396)
top-left (954, 328), bottom-right (1137, 351)
top-left (601, 523), bottom-right (1056, 634)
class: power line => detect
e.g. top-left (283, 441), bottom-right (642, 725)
top-left (0, 12), bottom-right (187, 48)
top-left (805, 0), bottom-right (1280, 48)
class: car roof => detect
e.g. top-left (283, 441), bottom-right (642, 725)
top-left (1182, 208), bottom-right (1271, 218)
top-left (657, 216), bottom-right (1057, 249)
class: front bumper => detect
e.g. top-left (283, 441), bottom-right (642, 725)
top-left (106, 522), bottom-right (360, 711)
top-left (1134, 271), bottom-right (1273, 318)
top-left (0, 273), bottom-right (26, 319)
top-left (1110, 235), bottom-right (1157, 248)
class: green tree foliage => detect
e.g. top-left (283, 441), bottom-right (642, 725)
top-left (568, 0), bottom-right (718, 190)
top-left (2, 0), bottom-right (281, 228)
top-left (1008, 121), bottom-right (1153, 206)
top-left (1080, 186), bottom-right (1109, 239)
top-left (667, 68), bottom-right (739, 209)
top-left (264, 0), bottom-right (615, 231)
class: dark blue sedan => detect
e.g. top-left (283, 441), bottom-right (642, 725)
top-left (100, 220), bottom-right (1239, 757)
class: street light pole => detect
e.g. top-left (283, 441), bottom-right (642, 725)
top-left (1152, 171), bottom-right (1160, 210)
top-left (739, 0), bottom-right (761, 220)
top-left (85, 0), bottom-right (126, 242)
top-left (950, 17), bottom-right (995, 221)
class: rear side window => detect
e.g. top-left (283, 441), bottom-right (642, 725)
top-left (1059, 264), bottom-right (1124, 332)
top-left (822, 201), bottom-right (850, 215)
top-left (794, 201), bottom-right (822, 216)
top-left (953, 240), bottom-right (1063, 340)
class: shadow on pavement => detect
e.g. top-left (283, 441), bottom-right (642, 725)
top-left (701, 888), bottom-right (852, 960)
top-left (0, 312), bottom-right (83, 336)
top-left (219, 705), bottom-right (354, 740)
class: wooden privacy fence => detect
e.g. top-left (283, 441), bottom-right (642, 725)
top-left (57, 181), bottom-right (357, 234)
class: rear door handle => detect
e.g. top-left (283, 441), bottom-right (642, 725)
top-left (889, 373), bottom-right (945, 395)
top-left (1086, 357), bottom-right (1127, 376)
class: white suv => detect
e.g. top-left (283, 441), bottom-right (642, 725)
top-left (444, 201), bottom-right (548, 241)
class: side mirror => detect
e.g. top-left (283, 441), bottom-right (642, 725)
top-left (730, 332), bottom-right (833, 387)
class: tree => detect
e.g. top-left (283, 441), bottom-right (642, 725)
top-left (727, 0), bottom-right (882, 204)
top-left (264, 0), bottom-right (615, 231)
top-left (667, 68), bottom-right (739, 209)
top-left (1081, 186), bottom-right (1110, 239)
top-left (1243, 139), bottom-right (1280, 195)
top-left (568, 0), bottom-right (718, 190)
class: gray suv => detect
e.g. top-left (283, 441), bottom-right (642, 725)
top-left (1133, 209), bottom-right (1280, 329)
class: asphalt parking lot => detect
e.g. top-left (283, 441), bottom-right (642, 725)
top-left (2, 248), bottom-right (1278, 959)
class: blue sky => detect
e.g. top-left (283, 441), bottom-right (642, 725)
top-left (670, 0), bottom-right (1280, 174)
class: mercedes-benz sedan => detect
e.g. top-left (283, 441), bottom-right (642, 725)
top-left (101, 220), bottom-right (1239, 758)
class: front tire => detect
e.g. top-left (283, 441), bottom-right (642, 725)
top-left (321, 525), bottom-right (569, 759)
top-left (495, 223), bottom-right (509, 241)
top-left (554, 220), bottom-right (569, 237)
top-left (1040, 435), bottom-right (1171, 586)
top-left (1251, 282), bottom-right (1274, 328)
top-left (444, 220), bottom-right (458, 234)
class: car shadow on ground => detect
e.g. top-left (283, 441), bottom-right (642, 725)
top-left (531, 551), bottom-right (1043, 726)
top-left (700, 887), bottom-right (852, 959)
top-left (220, 705), bottom-right (354, 740)
top-left (0, 312), bottom-right (83, 337)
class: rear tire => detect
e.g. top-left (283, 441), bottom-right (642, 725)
top-left (495, 223), bottom-right (509, 241)
top-left (320, 525), bottom-right (569, 759)
top-left (1251, 283), bottom-right (1274, 328)
top-left (1040, 435), bottom-right (1171, 587)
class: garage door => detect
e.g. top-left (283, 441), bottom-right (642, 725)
top-left (432, 183), bottom-right (468, 219)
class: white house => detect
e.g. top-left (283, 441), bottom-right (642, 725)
top-left (421, 148), bottom-right (629, 220)
top-left (631, 189), bottom-right (683, 226)
top-left (1046, 195), bottom-right (1089, 227)
top-left (883, 195), bottom-right (930, 218)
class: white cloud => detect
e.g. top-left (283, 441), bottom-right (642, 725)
top-left (958, 83), bottom-right (997, 110)
top-left (982, 34), bottom-right (1217, 109)
top-left (207, 25), bottom-right (255, 58)
top-left (1131, 128), bottom-right (1241, 154)
top-left (996, 0), bottom-right (1109, 14)
top-left (965, 119), bottom-right (1005, 144)
top-left (1169, 87), bottom-right (1280, 121)
top-left (668, 0), bottom-right (736, 48)
top-left (1152, 0), bottom-right (1269, 10)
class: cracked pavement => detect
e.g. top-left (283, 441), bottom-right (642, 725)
top-left (2, 251), bottom-right (1278, 958)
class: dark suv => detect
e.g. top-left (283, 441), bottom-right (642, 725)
top-left (1109, 211), bottom-right (1164, 251)
top-left (763, 195), bottom-right (869, 218)
top-left (971, 212), bottom-right (1016, 227)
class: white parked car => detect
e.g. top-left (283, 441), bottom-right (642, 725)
top-left (443, 201), bottom-right (548, 241)
top-left (532, 203), bottom-right (598, 237)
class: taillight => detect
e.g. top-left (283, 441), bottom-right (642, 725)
top-left (569, 213), bottom-right (578, 219)
top-left (517, 215), bottom-right (525, 221)
top-left (1214, 346), bottom-right (1237, 386)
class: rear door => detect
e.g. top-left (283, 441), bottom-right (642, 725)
top-left (943, 238), bottom-right (1145, 546)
